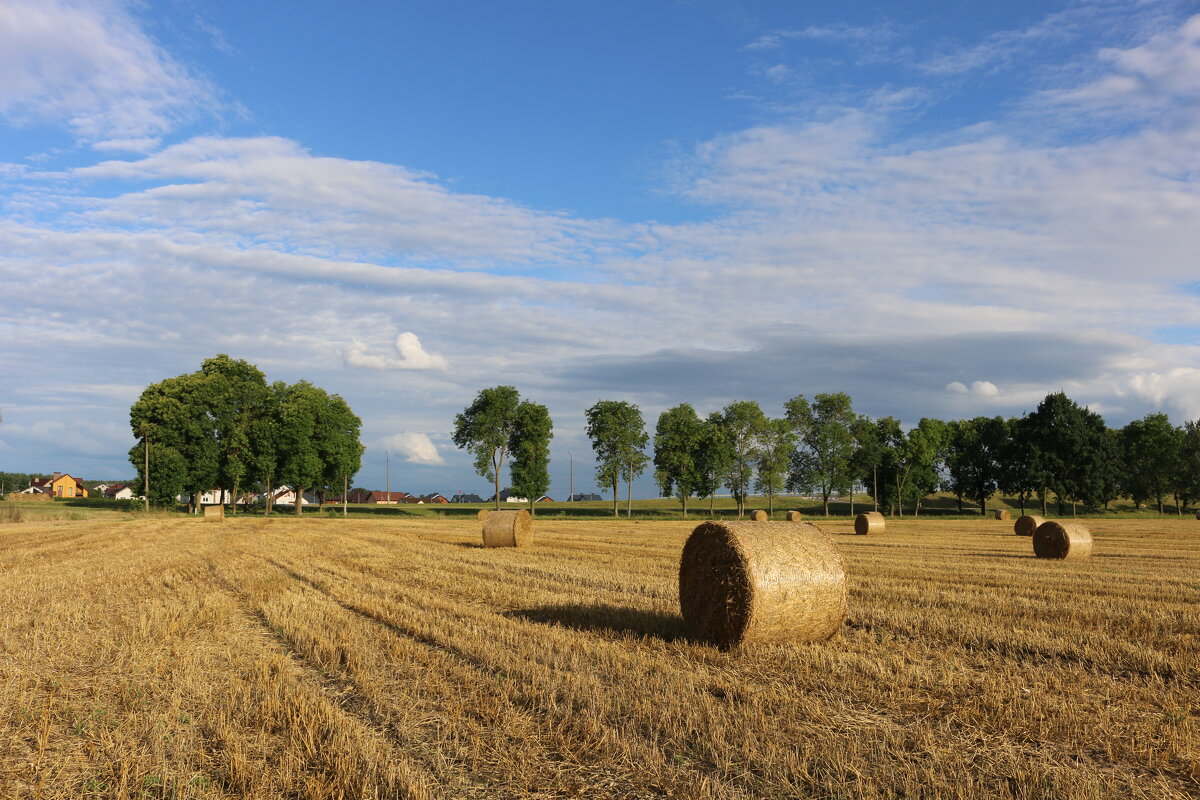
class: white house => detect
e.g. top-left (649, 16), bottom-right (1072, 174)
top-left (271, 486), bottom-right (317, 506)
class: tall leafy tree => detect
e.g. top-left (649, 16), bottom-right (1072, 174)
top-left (850, 415), bottom-right (885, 512)
top-left (275, 381), bottom-right (362, 515)
top-left (696, 412), bottom-right (734, 518)
top-left (755, 417), bottom-right (795, 517)
top-left (508, 400), bottom-right (553, 517)
top-left (452, 386), bottom-right (522, 510)
top-left (1023, 392), bottom-right (1105, 515)
top-left (129, 371), bottom-right (219, 511)
top-left (1177, 421), bottom-right (1200, 513)
top-left (902, 418), bottom-right (949, 516)
top-left (585, 400), bottom-right (648, 517)
top-left (653, 404), bottom-right (705, 517)
top-left (1122, 413), bottom-right (1179, 514)
top-left (999, 416), bottom-right (1039, 515)
top-left (786, 393), bottom-right (856, 516)
top-left (201, 354), bottom-right (270, 513)
top-left (720, 400), bottom-right (766, 518)
top-left (320, 392), bottom-right (364, 505)
top-left (944, 416), bottom-right (1008, 515)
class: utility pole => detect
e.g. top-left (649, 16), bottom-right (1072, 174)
top-left (343, 474), bottom-right (348, 517)
top-left (143, 431), bottom-right (150, 512)
top-left (568, 451), bottom-right (573, 502)
top-left (385, 450), bottom-right (390, 506)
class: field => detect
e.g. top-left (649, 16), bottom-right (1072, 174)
top-left (0, 512), bottom-right (1197, 799)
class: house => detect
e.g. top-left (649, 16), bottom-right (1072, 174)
top-left (331, 489), bottom-right (372, 504)
top-left (31, 473), bottom-right (89, 498)
top-left (449, 493), bottom-right (484, 503)
top-left (93, 483), bottom-right (112, 494)
top-left (271, 486), bottom-right (316, 506)
top-left (536, 495), bottom-right (554, 503)
top-left (489, 488), bottom-right (528, 503)
top-left (104, 484), bottom-right (135, 500)
top-left (569, 493), bottom-right (603, 502)
top-left (366, 491), bottom-right (409, 504)
top-left (418, 493), bottom-right (449, 504)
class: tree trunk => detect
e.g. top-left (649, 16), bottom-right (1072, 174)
top-left (872, 467), bottom-right (878, 512)
top-left (681, 493), bottom-right (688, 518)
top-left (295, 487), bottom-right (304, 516)
top-left (822, 493), bottom-right (829, 516)
top-left (980, 496), bottom-right (987, 516)
top-left (956, 494), bottom-right (963, 513)
top-left (529, 498), bottom-right (536, 518)
top-left (612, 475), bottom-right (619, 517)
top-left (914, 497), bottom-right (921, 517)
top-left (709, 485), bottom-right (715, 518)
top-left (495, 462), bottom-right (502, 511)
top-left (1019, 493), bottom-right (1027, 515)
top-left (849, 486), bottom-right (854, 517)
top-left (1040, 489), bottom-right (1048, 516)
top-left (232, 479), bottom-right (240, 516)
top-left (626, 470), bottom-right (633, 518)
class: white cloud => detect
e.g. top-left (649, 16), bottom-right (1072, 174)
top-left (946, 380), bottom-right (999, 398)
top-left (344, 333), bottom-right (449, 372)
top-left (0, 0), bottom-right (218, 140)
top-left (1122, 368), bottom-right (1200, 421)
top-left (380, 432), bottom-right (445, 466)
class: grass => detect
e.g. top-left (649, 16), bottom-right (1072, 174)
top-left (0, 514), bottom-right (1197, 798)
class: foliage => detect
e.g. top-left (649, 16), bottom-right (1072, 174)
top-left (719, 401), bottom-right (766, 517)
top-left (786, 393), bottom-right (856, 516)
top-left (944, 416), bottom-right (1008, 515)
top-left (755, 418), bottom-right (795, 516)
top-left (1121, 413), bottom-right (1179, 513)
top-left (452, 386), bottom-right (522, 509)
top-left (653, 404), bottom-right (706, 516)
top-left (508, 400), bottom-right (553, 517)
top-left (585, 400), bottom-right (648, 517)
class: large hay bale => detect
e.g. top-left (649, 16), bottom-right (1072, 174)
top-left (748, 509), bottom-right (768, 522)
top-left (786, 510), bottom-right (803, 522)
top-left (1032, 520), bottom-right (1093, 560)
top-left (1013, 515), bottom-right (1045, 536)
top-left (202, 504), bottom-right (225, 522)
top-left (679, 521), bottom-right (846, 649)
top-left (994, 509), bottom-right (1011, 521)
top-left (481, 509), bottom-right (532, 548)
top-left (476, 508), bottom-right (491, 521)
top-left (854, 511), bottom-right (885, 535)
top-left (1195, 510), bottom-right (1200, 521)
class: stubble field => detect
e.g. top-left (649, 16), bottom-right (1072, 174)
top-left (0, 512), bottom-right (1196, 799)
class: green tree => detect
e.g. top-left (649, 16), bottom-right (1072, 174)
top-left (998, 417), bottom-right (1039, 515)
top-left (653, 403), bottom-right (705, 517)
top-left (452, 386), bottom-right (522, 510)
top-left (1177, 421), bottom-right (1200, 513)
top-left (585, 400), bottom-right (648, 518)
top-left (786, 393), bottom-right (855, 516)
top-left (508, 400), bottom-right (553, 517)
top-left (903, 418), bottom-right (949, 516)
top-left (1023, 392), bottom-right (1108, 515)
top-left (275, 381), bottom-right (362, 516)
top-left (720, 401), bottom-right (766, 518)
top-left (850, 415), bottom-right (885, 512)
top-left (944, 416), bottom-right (1008, 515)
top-left (129, 371), bottom-right (219, 511)
top-left (1122, 413), bottom-right (1178, 514)
top-left (696, 412), bottom-right (734, 518)
top-left (201, 354), bottom-right (270, 513)
top-left (755, 417), bottom-right (795, 517)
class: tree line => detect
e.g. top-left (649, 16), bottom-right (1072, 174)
top-left (455, 386), bottom-right (1200, 518)
top-left (128, 355), bottom-right (363, 514)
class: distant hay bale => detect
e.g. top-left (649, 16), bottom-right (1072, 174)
top-left (481, 509), bottom-right (532, 548)
top-left (1033, 520), bottom-right (1093, 560)
top-left (1014, 515), bottom-right (1045, 536)
top-left (202, 504), bottom-right (224, 522)
top-left (786, 510), bottom-right (803, 522)
top-left (854, 511), bottom-right (885, 535)
top-left (994, 509), bottom-right (1011, 521)
top-left (748, 509), bottom-right (768, 522)
top-left (1195, 510), bottom-right (1200, 521)
top-left (678, 521), bottom-right (846, 649)
top-left (476, 508), bottom-right (491, 521)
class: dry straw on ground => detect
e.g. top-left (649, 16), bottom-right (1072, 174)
top-left (786, 510), bottom-right (803, 522)
top-left (481, 509), bottom-right (533, 548)
top-left (854, 511), bottom-right (885, 535)
top-left (678, 520), bottom-right (847, 649)
top-left (995, 509), bottom-right (1011, 521)
top-left (1033, 520), bottom-right (1094, 560)
top-left (1014, 515), bottom-right (1046, 536)
top-left (749, 510), bottom-right (768, 522)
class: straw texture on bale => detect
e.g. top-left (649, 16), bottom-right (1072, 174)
top-left (1032, 520), bottom-right (1093, 560)
top-left (854, 511), bottom-right (885, 535)
top-left (481, 509), bottom-right (533, 548)
top-left (748, 509), bottom-right (768, 522)
top-left (678, 521), bottom-right (847, 649)
top-left (1013, 515), bottom-right (1045, 536)
top-left (476, 508), bottom-right (491, 521)
top-left (202, 504), bottom-right (224, 522)
top-left (1196, 510), bottom-right (1200, 521)
top-left (994, 509), bottom-right (1011, 521)
top-left (786, 510), bottom-right (803, 522)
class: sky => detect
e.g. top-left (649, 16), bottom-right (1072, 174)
top-left (2, 0), bottom-right (1200, 498)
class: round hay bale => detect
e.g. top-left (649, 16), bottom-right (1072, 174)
top-left (1195, 510), bottom-right (1200, 520)
top-left (1013, 515), bottom-right (1045, 536)
top-left (1032, 520), bottom-right (1093, 560)
top-left (854, 511), bottom-right (885, 535)
top-left (481, 509), bottom-right (532, 548)
top-left (786, 510), bottom-right (803, 522)
top-left (994, 509), bottom-right (1011, 521)
top-left (679, 521), bottom-right (846, 649)
top-left (748, 509), bottom-right (768, 522)
top-left (476, 508), bottom-right (491, 521)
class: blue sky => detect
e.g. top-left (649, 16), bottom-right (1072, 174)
top-left (2, 0), bottom-right (1200, 497)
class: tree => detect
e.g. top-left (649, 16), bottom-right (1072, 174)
top-left (944, 416), bottom-right (1008, 515)
top-left (720, 401), bottom-right (766, 518)
top-left (201, 355), bottom-right (270, 514)
top-left (128, 371), bottom-right (219, 511)
top-left (755, 417), bottom-right (795, 517)
top-left (585, 400), bottom-right (648, 518)
top-left (1177, 421), bottom-right (1200, 512)
top-left (786, 393), bottom-right (855, 516)
top-left (1122, 413), bottom-right (1178, 514)
top-left (452, 386), bottom-right (521, 510)
top-left (275, 381), bottom-right (362, 516)
top-left (902, 418), bottom-right (949, 516)
top-left (850, 415), bottom-right (885, 512)
top-left (696, 413), bottom-right (734, 518)
top-left (653, 404), bottom-right (705, 517)
top-left (508, 400), bottom-right (553, 517)
top-left (998, 417), bottom-right (1039, 515)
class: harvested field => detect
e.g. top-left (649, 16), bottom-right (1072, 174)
top-left (0, 515), bottom-right (1197, 799)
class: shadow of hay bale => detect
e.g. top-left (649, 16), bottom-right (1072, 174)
top-left (506, 604), bottom-right (688, 643)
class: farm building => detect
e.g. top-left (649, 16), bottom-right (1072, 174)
top-left (103, 484), bottom-right (135, 500)
top-left (569, 493), bottom-right (603, 501)
top-left (449, 493), bottom-right (485, 503)
top-left (29, 473), bottom-right (89, 498)
top-left (366, 491), bottom-right (410, 504)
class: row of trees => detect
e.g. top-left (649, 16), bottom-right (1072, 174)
top-left (128, 355), bottom-right (363, 514)
top-left (454, 386), bottom-right (1200, 518)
